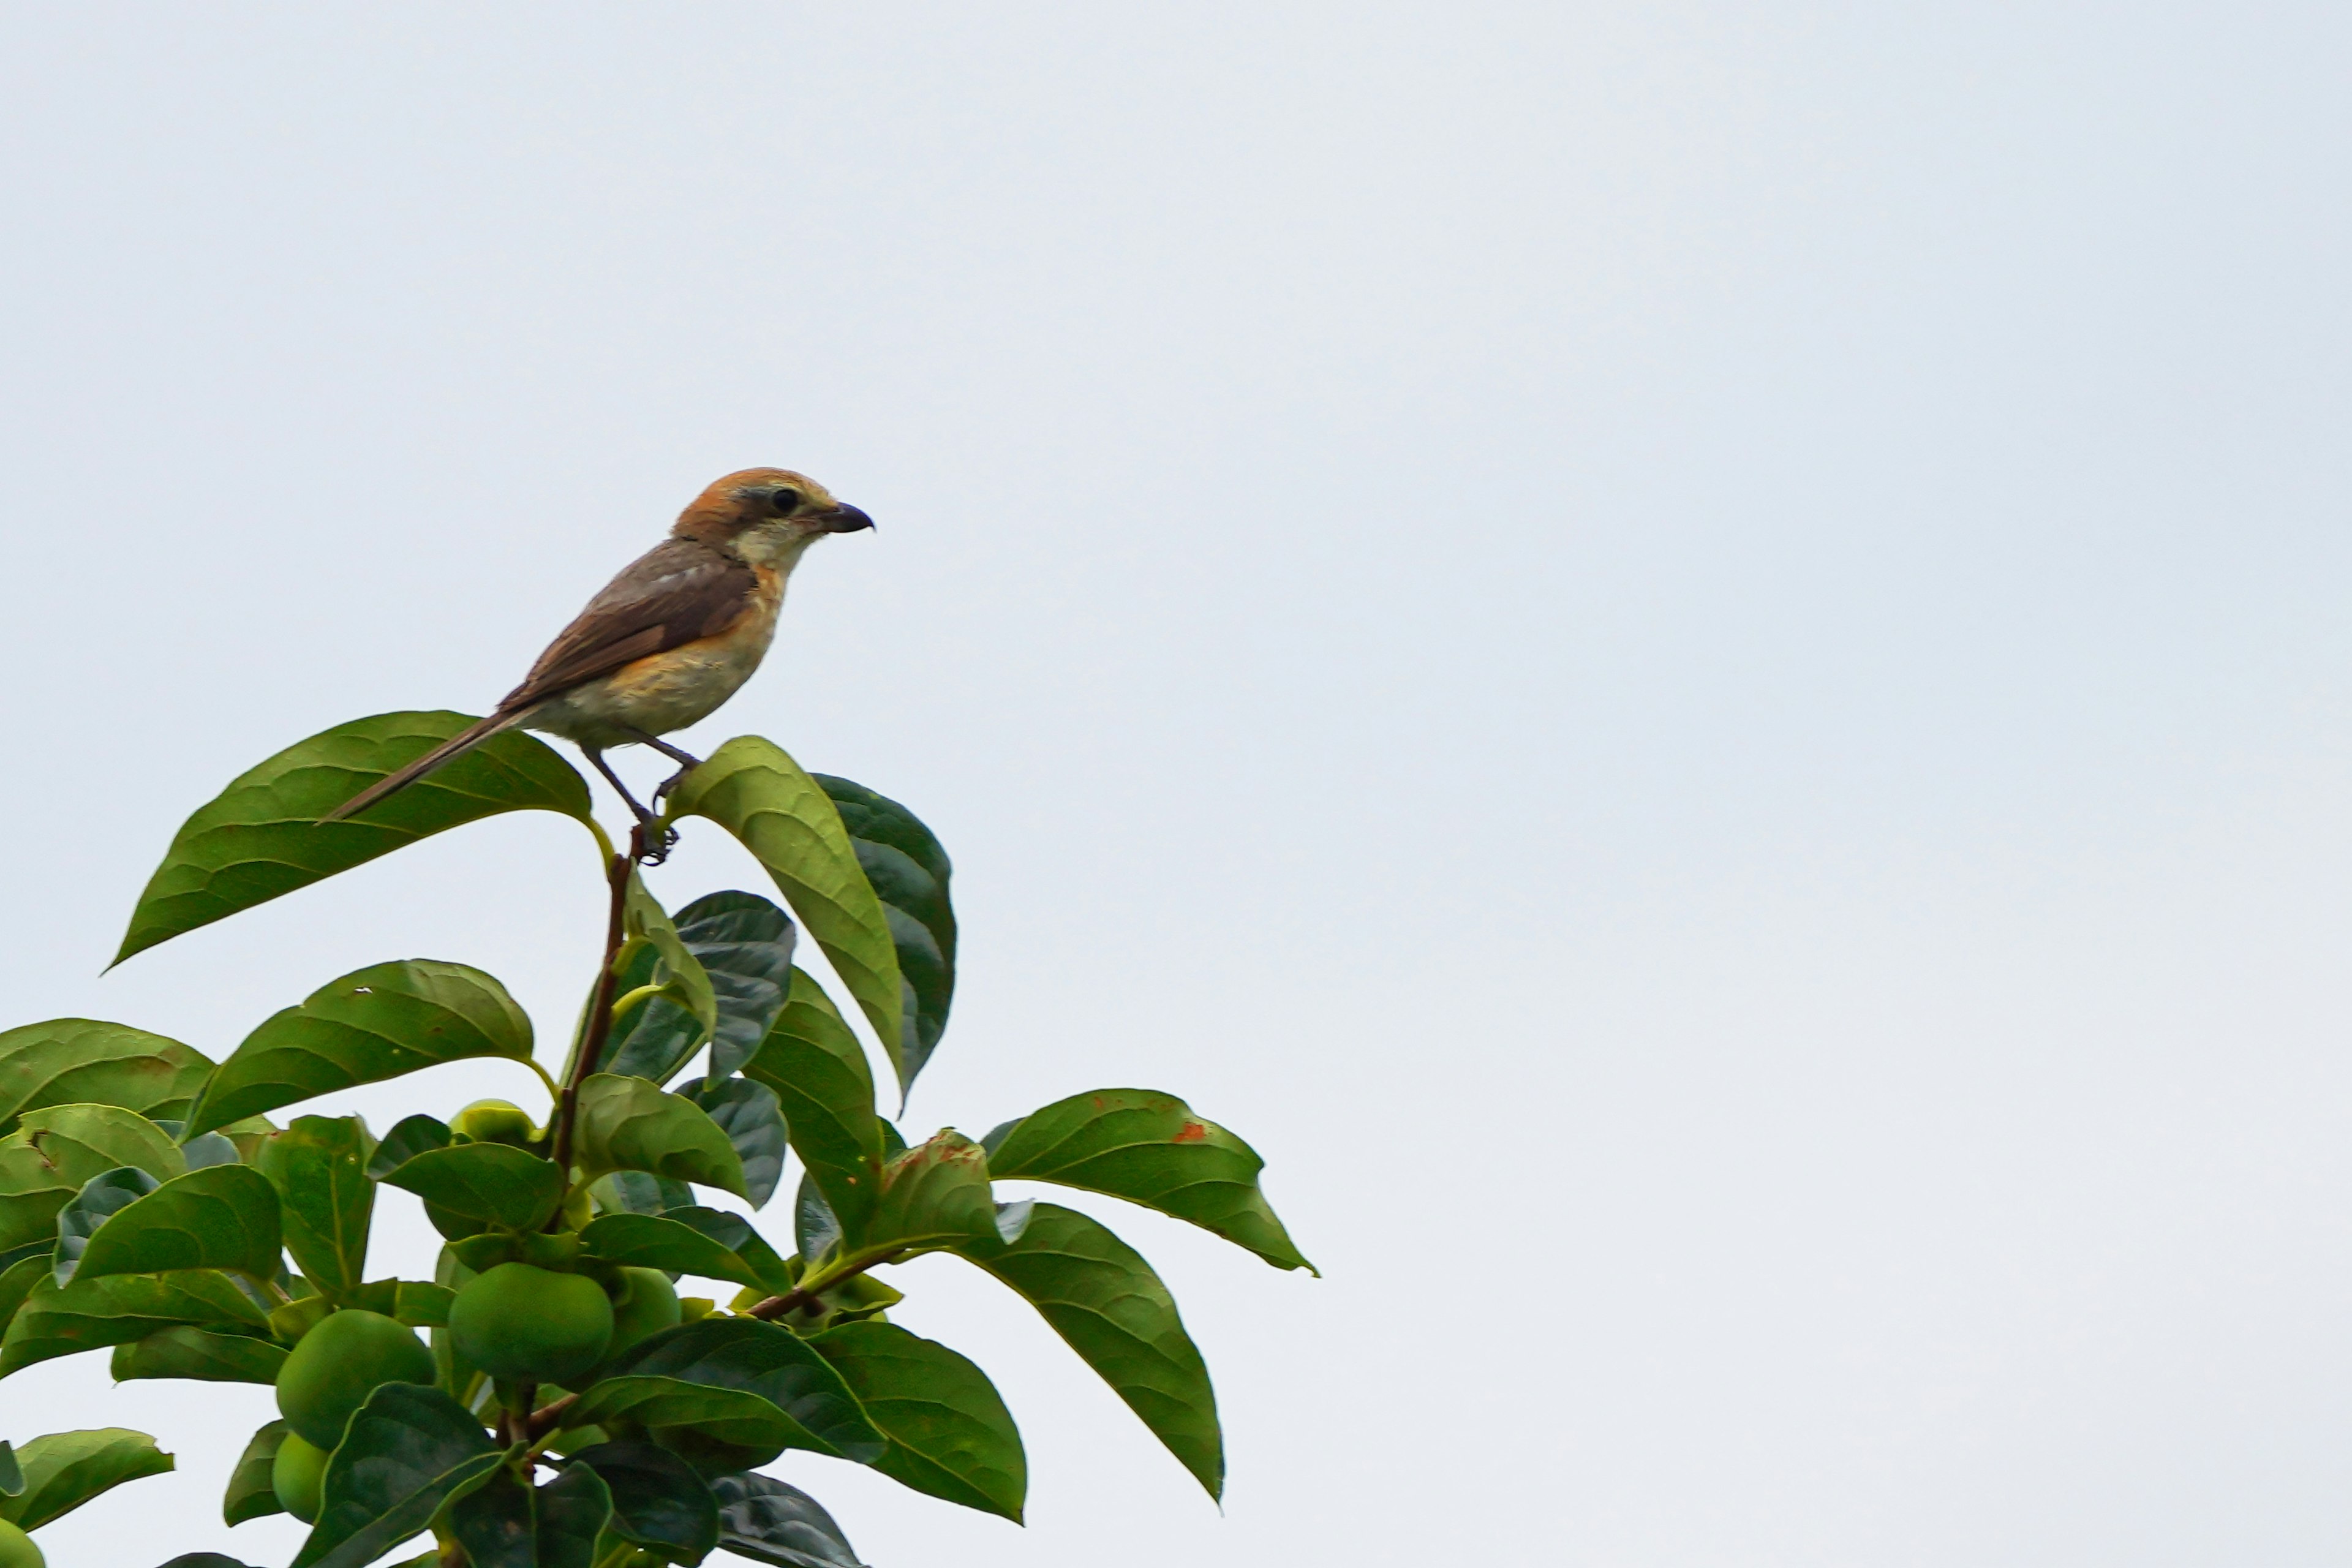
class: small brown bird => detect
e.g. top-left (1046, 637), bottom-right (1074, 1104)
top-left (325, 467), bottom-right (872, 833)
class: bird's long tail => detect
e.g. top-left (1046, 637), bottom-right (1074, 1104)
top-left (318, 709), bottom-right (527, 823)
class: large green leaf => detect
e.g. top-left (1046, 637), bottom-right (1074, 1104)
top-left (813, 775), bottom-right (957, 1096)
top-left (70, 1164), bottom-right (283, 1285)
top-left (222, 1420), bottom-right (288, 1525)
top-left (745, 970), bottom-right (881, 1242)
top-left (0, 1268), bottom-right (271, 1378)
top-left (578, 1208), bottom-right (793, 1294)
top-left (114, 1324), bottom-right (288, 1385)
top-left (293, 1382), bottom-right (502, 1568)
top-left (709, 1472), bottom-right (866, 1568)
top-left (448, 1462), bottom-right (610, 1568)
top-left (255, 1116), bottom-right (377, 1298)
top-left (959, 1202), bottom-right (1223, 1498)
top-left (810, 1321), bottom-right (1024, 1521)
top-left (0, 1023), bottom-right (212, 1136)
top-left (115, 710), bottom-right (595, 965)
top-left (186, 960), bottom-right (534, 1136)
top-left (604, 892), bottom-right (796, 1086)
top-left (571, 1075), bottom-right (747, 1199)
top-left (378, 1144), bottom-right (564, 1232)
top-left (665, 741), bottom-right (907, 1092)
top-left (0, 1104), bottom-right (187, 1252)
top-left (0, 1256), bottom-right (47, 1342)
top-left (0, 1441), bottom-right (18, 1498)
top-left (984, 1090), bottom-right (1312, 1272)
top-left (568, 1441), bottom-right (718, 1562)
top-left (0, 1428), bottom-right (173, 1530)
top-left (859, 1131), bottom-right (998, 1258)
top-left (677, 1074), bottom-right (788, 1209)
top-left (575, 1317), bottom-right (883, 1465)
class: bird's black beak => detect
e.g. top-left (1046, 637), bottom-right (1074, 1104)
top-left (820, 503), bottom-right (875, 534)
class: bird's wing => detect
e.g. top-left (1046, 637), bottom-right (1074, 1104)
top-left (496, 538), bottom-right (758, 712)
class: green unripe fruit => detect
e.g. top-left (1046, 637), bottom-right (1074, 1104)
top-left (604, 1267), bottom-right (681, 1364)
top-left (450, 1262), bottom-right (613, 1384)
top-left (275, 1308), bottom-right (437, 1449)
top-left (272, 1431), bottom-right (328, 1524)
top-left (0, 1520), bottom-right (41, 1567)
top-left (453, 1099), bottom-right (538, 1146)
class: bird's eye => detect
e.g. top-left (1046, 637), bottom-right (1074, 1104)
top-left (769, 488), bottom-right (802, 514)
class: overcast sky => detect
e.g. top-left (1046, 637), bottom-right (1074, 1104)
top-left (4, 4), bottom-right (2351, 1565)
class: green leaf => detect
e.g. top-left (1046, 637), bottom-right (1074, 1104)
top-left (255, 1116), bottom-right (377, 1299)
top-left (0, 1268), bottom-right (271, 1378)
top-left (568, 1441), bottom-right (718, 1562)
top-left (578, 1208), bottom-right (793, 1294)
top-left (794, 1172), bottom-right (842, 1267)
top-left (113, 1324), bottom-right (288, 1385)
top-left (0, 1023), bottom-right (213, 1136)
top-left (53, 1167), bottom-right (160, 1285)
top-left (0, 1441), bottom-right (18, 1498)
top-left (985, 1089), bottom-right (1313, 1272)
top-left (378, 1144), bottom-right (564, 1232)
top-left (604, 890), bottom-right (799, 1088)
top-left (677, 1074), bottom-right (788, 1209)
top-left (588, 1170), bottom-right (695, 1218)
top-left (614, 872), bottom-right (720, 1057)
top-left (571, 1075), bottom-right (747, 1199)
top-left (745, 970), bottom-right (881, 1242)
top-left (862, 1131), bottom-right (998, 1257)
top-left (709, 1472), bottom-right (867, 1568)
top-left (0, 1104), bottom-right (188, 1253)
top-left (665, 740), bottom-right (908, 1094)
top-left (157, 1556), bottom-right (265, 1568)
top-left (813, 775), bottom-right (957, 1096)
top-left (394, 1281), bottom-right (455, 1329)
top-left (575, 1317), bottom-right (883, 1466)
top-left (114, 709), bottom-right (595, 965)
top-left (365, 1115), bottom-right (452, 1178)
top-left (70, 1164), bottom-right (284, 1286)
top-left (222, 1420), bottom-right (288, 1525)
top-left (0, 1255), bottom-right (47, 1342)
top-left (293, 1382), bottom-right (502, 1568)
top-left (957, 1202), bottom-right (1223, 1498)
top-left (448, 1462), bottom-right (611, 1568)
top-left (0, 1428), bottom-right (175, 1530)
top-left (810, 1321), bottom-right (1024, 1522)
top-left (186, 959), bottom-right (535, 1136)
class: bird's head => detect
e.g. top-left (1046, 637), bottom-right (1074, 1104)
top-left (674, 467), bottom-right (874, 567)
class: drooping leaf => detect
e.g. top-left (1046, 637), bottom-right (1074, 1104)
top-left (571, 1316), bottom-right (883, 1466)
top-left (589, 1170), bottom-right (696, 1218)
top-left (665, 741), bottom-right (907, 1091)
top-left (0, 1255), bottom-right (47, 1341)
top-left (70, 1164), bottom-right (283, 1286)
top-left (532, 1460), bottom-right (611, 1568)
top-left (0, 1268), bottom-right (271, 1378)
top-left (958, 1202), bottom-right (1223, 1498)
top-left (186, 960), bottom-right (535, 1136)
top-left (255, 1116), bottom-right (377, 1298)
top-left (578, 1208), bottom-right (793, 1294)
top-left (113, 1324), bottom-right (288, 1385)
top-left (745, 970), bottom-right (881, 1243)
top-left (613, 872), bottom-right (720, 1059)
top-left (448, 1461), bottom-right (610, 1568)
top-left (677, 1074), bottom-right (788, 1209)
top-left (810, 1321), bottom-right (1024, 1521)
top-left (52, 1167), bottom-right (160, 1285)
top-left (813, 775), bottom-right (957, 1096)
top-left (0, 1023), bottom-right (213, 1136)
top-left (861, 1131), bottom-right (998, 1258)
top-left (0, 1105), bottom-right (187, 1254)
top-left (709, 1472), bottom-right (867, 1568)
top-left (0, 1427), bottom-right (174, 1530)
top-left (571, 1075), bottom-right (747, 1199)
top-left (568, 1440), bottom-right (718, 1561)
top-left (115, 710), bottom-right (595, 965)
top-left (377, 1144), bottom-right (565, 1232)
top-left (364, 1115), bottom-right (451, 1178)
top-left (984, 1089), bottom-right (1313, 1272)
top-left (601, 886), bottom-right (789, 1087)
top-left (222, 1420), bottom-right (288, 1525)
top-left (293, 1382), bottom-right (502, 1568)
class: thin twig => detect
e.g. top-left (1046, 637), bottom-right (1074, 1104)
top-left (548, 823), bottom-right (646, 1183)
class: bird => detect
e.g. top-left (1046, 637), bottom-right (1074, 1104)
top-left (323, 467), bottom-right (873, 842)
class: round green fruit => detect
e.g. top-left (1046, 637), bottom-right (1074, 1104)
top-left (275, 1308), bottom-right (437, 1449)
top-left (272, 1431), bottom-right (329, 1525)
top-left (453, 1099), bottom-right (538, 1146)
top-left (603, 1267), bottom-right (681, 1364)
top-left (450, 1262), bottom-right (614, 1383)
top-left (0, 1520), bottom-right (41, 1568)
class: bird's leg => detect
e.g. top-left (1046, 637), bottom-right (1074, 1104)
top-left (581, 746), bottom-right (677, 864)
top-left (622, 728), bottom-right (706, 810)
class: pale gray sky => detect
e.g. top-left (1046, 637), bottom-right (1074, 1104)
top-left (4, 4), bottom-right (2351, 1565)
